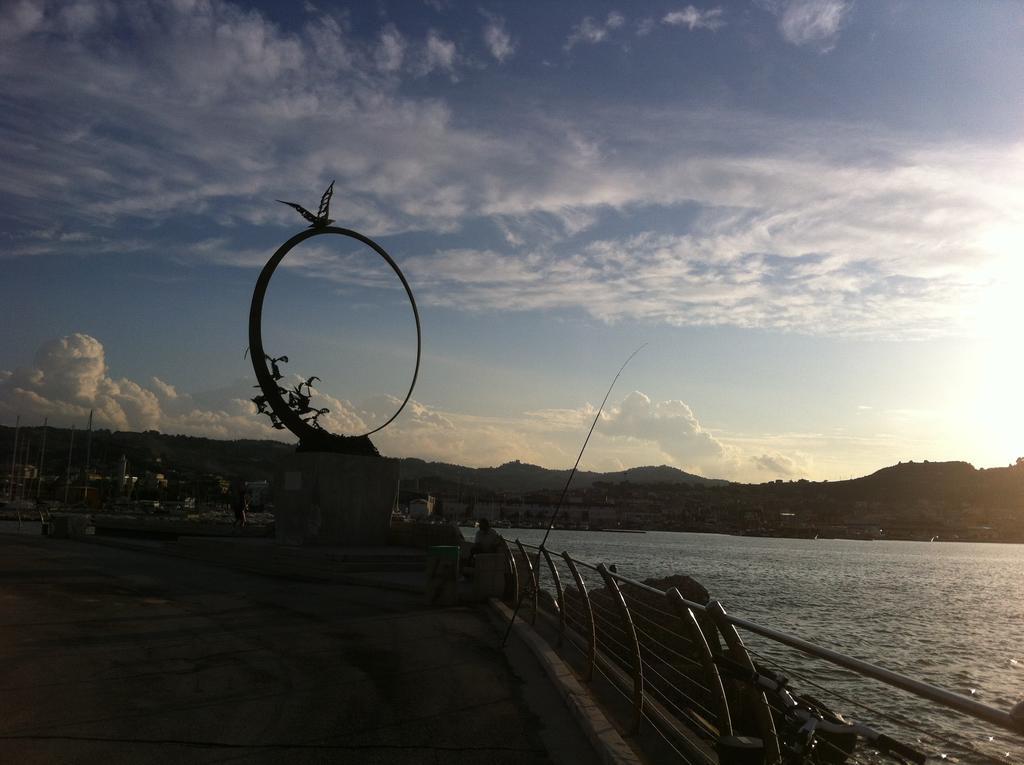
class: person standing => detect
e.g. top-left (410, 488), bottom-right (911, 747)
top-left (232, 481), bottom-right (249, 527)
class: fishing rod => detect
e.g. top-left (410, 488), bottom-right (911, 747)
top-left (501, 343), bottom-right (646, 647)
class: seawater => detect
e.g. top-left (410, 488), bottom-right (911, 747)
top-left (508, 529), bottom-right (1024, 763)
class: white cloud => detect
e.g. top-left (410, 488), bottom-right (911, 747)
top-left (0, 1), bottom-right (491, 233)
top-left (565, 12), bottom-right (625, 50)
top-left (752, 451), bottom-right (812, 478)
top-left (150, 377), bottom-right (178, 399)
top-left (482, 14), bottom-right (515, 63)
top-left (422, 29), bottom-right (457, 74)
top-left (58, 1), bottom-right (113, 37)
top-left (721, 426), bottom-right (950, 482)
top-left (376, 24), bottom-right (406, 72)
top-left (662, 6), bottom-right (725, 31)
top-left (32, 334), bottom-right (107, 401)
top-left (0, 0), bottom-right (45, 42)
top-left (0, 334), bottom-right (513, 463)
top-left (599, 391), bottom-right (729, 466)
top-left (2, 1), bottom-right (1022, 342)
top-left (520, 392), bottom-right (819, 480)
top-left (395, 130), bottom-right (1024, 339)
top-left (210, 117), bottom-right (1021, 339)
top-left (0, 335), bottom-right (818, 481)
top-left (772, 0), bottom-right (850, 50)
top-left (0, 334), bottom-right (276, 437)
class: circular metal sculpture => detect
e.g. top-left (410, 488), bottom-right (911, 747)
top-left (249, 183), bottom-right (421, 455)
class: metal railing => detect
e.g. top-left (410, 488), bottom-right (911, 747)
top-left (502, 539), bottom-right (1024, 765)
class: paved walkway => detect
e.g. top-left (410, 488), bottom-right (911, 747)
top-left (0, 535), bottom-right (596, 764)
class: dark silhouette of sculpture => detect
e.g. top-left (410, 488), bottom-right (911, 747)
top-left (268, 355), bottom-right (289, 381)
top-left (249, 182), bottom-right (421, 456)
top-left (253, 356), bottom-right (331, 433)
top-left (287, 383), bottom-right (311, 413)
top-left (304, 407), bottom-right (330, 429)
top-left (253, 382), bottom-right (287, 430)
top-left (252, 393), bottom-right (269, 414)
top-left (277, 181), bottom-right (335, 228)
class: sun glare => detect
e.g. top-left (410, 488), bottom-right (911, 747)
top-left (968, 225), bottom-right (1024, 464)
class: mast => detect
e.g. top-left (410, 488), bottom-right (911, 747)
top-left (20, 433), bottom-right (30, 500)
top-left (8, 415), bottom-right (19, 502)
top-left (118, 455), bottom-right (127, 496)
top-left (84, 409), bottom-right (93, 505)
top-left (64, 425), bottom-right (75, 505)
top-left (85, 409), bottom-right (93, 475)
top-left (36, 418), bottom-right (47, 500)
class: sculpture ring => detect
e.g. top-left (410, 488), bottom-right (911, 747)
top-left (248, 227), bottom-right (421, 444)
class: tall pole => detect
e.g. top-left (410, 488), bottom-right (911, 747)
top-left (64, 425), bottom-right (75, 505)
top-left (20, 434), bottom-right (31, 500)
top-left (36, 418), bottom-right (47, 500)
top-left (118, 455), bottom-right (127, 497)
top-left (8, 415), bottom-right (19, 502)
top-left (85, 409), bottom-right (93, 475)
top-left (85, 409), bottom-right (93, 506)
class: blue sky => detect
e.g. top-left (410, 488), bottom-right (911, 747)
top-left (2, 0), bottom-right (1023, 481)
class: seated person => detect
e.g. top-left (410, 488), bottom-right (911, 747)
top-left (470, 518), bottom-right (501, 559)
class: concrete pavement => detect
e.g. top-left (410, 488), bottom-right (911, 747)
top-left (0, 535), bottom-right (599, 764)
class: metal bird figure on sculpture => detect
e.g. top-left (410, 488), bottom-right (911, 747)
top-left (267, 354), bottom-right (289, 381)
top-left (277, 181), bottom-right (335, 228)
top-left (253, 352), bottom-right (332, 434)
top-left (287, 384), bottom-right (312, 414)
top-left (286, 376), bottom-right (320, 413)
top-left (304, 407), bottom-right (330, 430)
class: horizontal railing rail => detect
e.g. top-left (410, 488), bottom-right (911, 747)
top-left (511, 539), bottom-right (1024, 764)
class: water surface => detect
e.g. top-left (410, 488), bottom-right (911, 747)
top-left (509, 529), bottom-right (1024, 763)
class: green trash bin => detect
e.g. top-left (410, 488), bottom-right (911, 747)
top-left (426, 545), bottom-right (460, 605)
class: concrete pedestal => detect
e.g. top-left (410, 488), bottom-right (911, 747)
top-left (272, 452), bottom-right (399, 546)
top-left (49, 515), bottom-right (89, 538)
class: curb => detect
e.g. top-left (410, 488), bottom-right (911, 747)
top-left (489, 599), bottom-right (642, 765)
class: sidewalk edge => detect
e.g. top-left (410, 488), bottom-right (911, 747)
top-left (489, 599), bottom-right (642, 765)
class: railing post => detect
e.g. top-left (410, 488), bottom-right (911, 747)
top-left (562, 551), bottom-right (596, 682)
top-left (666, 588), bottom-right (733, 737)
top-left (540, 546), bottom-right (566, 647)
top-left (515, 539), bottom-right (539, 625)
top-left (707, 600), bottom-right (780, 764)
top-left (503, 538), bottom-right (519, 605)
top-left (598, 563), bottom-right (644, 735)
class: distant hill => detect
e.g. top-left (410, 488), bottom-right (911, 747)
top-left (831, 461), bottom-right (980, 502)
top-left (4, 425), bottom-right (1022, 506)
top-left (754, 459), bottom-right (1024, 510)
top-left (824, 459), bottom-right (1024, 506)
top-left (0, 425), bottom-right (726, 491)
top-left (0, 426), bottom-right (293, 481)
top-left (397, 458), bottom-right (728, 493)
